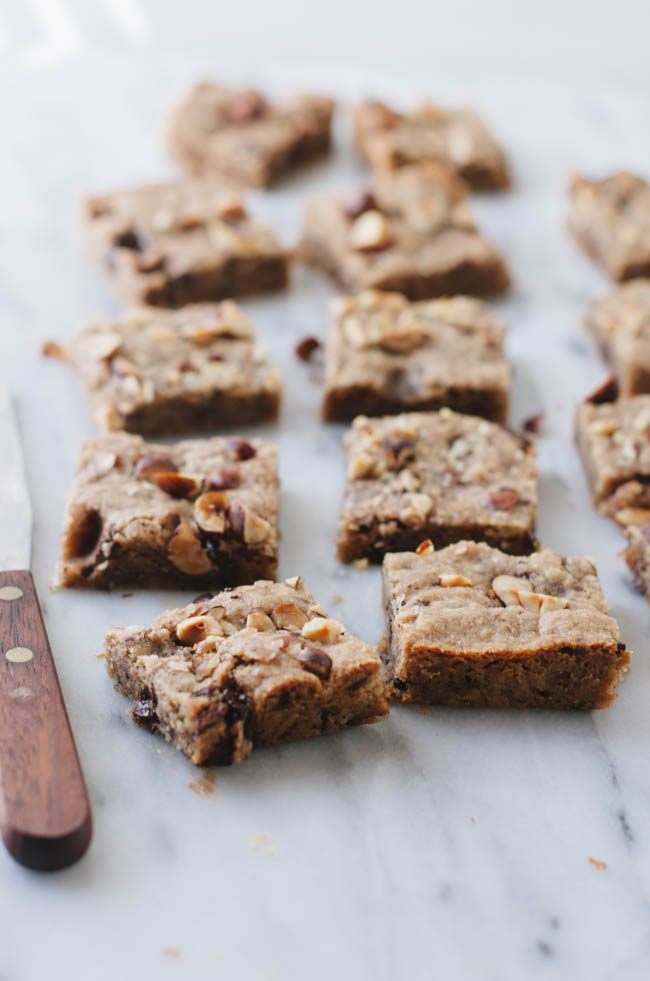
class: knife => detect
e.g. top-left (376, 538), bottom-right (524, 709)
top-left (0, 386), bottom-right (92, 870)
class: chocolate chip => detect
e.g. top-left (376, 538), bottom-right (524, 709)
top-left (585, 375), bottom-right (619, 405)
top-left (176, 359), bottom-right (196, 373)
top-left (206, 468), bottom-right (241, 490)
top-left (192, 592), bottom-right (215, 604)
top-left (295, 336), bottom-right (322, 362)
top-left (297, 647), bottom-right (332, 680)
top-left (224, 437), bottom-right (256, 460)
top-left (194, 701), bottom-right (228, 734)
top-left (487, 488), bottom-right (520, 511)
top-left (132, 689), bottom-right (157, 727)
top-left (113, 229), bottom-right (143, 250)
top-left (345, 191), bottom-right (378, 219)
top-left (228, 501), bottom-right (246, 535)
top-left (154, 472), bottom-right (202, 499)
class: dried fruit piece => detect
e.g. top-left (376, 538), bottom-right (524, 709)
top-left (348, 210), bottom-right (392, 252)
top-left (271, 603), bottom-right (310, 630)
top-left (246, 611), bottom-right (276, 631)
top-left (295, 336), bottom-right (322, 362)
top-left (134, 454), bottom-right (177, 481)
top-left (487, 488), bottom-right (520, 511)
top-left (224, 437), bottom-right (256, 460)
top-left (296, 647), bottom-right (332, 680)
top-left (228, 501), bottom-right (271, 543)
top-left (154, 472), bottom-right (203, 499)
top-left (585, 375), bottom-right (619, 405)
top-left (167, 521), bottom-right (212, 575)
top-left (176, 614), bottom-right (224, 644)
top-left (302, 617), bottom-right (344, 643)
top-left (194, 491), bottom-right (229, 533)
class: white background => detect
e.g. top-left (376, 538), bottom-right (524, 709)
top-left (2, 2), bottom-right (650, 980)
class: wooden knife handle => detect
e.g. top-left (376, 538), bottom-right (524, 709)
top-left (0, 570), bottom-right (92, 870)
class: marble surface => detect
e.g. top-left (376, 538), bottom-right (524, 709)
top-left (2, 45), bottom-right (650, 981)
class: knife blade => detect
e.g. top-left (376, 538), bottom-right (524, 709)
top-left (0, 386), bottom-right (92, 870)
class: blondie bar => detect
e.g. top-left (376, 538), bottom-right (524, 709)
top-left (322, 291), bottom-right (509, 423)
top-left (55, 433), bottom-right (278, 589)
top-left (167, 83), bottom-right (333, 186)
top-left (569, 173), bottom-right (650, 281)
top-left (337, 410), bottom-right (537, 562)
top-left (83, 181), bottom-right (288, 306)
top-left (105, 577), bottom-right (388, 765)
top-left (382, 541), bottom-right (629, 708)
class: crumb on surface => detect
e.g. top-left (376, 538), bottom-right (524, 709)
top-left (163, 948), bottom-right (181, 959)
top-left (331, 593), bottom-right (343, 604)
top-left (353, 557), bottom-right (369, 569)
top-left (588, 856), bottom-right (607, 871)
top-left (188, 769), bottom-right (217, 797)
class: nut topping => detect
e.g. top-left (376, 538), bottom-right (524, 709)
top-left (416, 539), bottom-right (435, 555)
top-left (614, 506), bottom-right (650, 528)
top-left (167, 521), bottom-right (212, 575)
top-left (134, 454), bottom-right (177, 481)
top-left (228, 501), bottom-right (271, 543)
top-left (302, 617), bottom-right (344, 643)
top-left (296, 647), bottom-right (332, 680)
top-left (439, 573), bottom-right (473, 587)
top-left (589, 418), bottom-right (619, 436)
top-left (176, 614), bottom-right (224, 645)
top-left (585, 375), bottom-right (619, 405)
top-left (492, 575), bottom-right (568, 614)
top-left (271, 603), bottom-right (310, 630)
top-left (246, 611), bottom-right (276, 632)
top-left (85, 331), bottom-right (122, 361)
top-left (194, 491), bottom-right (229, 533)
top-left (348, 210), bottom-right (392, 252)
top-left (492, 575), bottom-right (533, 606)
top-left (154, 472), bottom-right (203, 499)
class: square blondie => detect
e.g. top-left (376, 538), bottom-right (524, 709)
top-left (322, 291), bottom-right (509, 423)
top-left (83, 181), bottom-right (288, 307)
top-left (53, 302), bottom-right (280, 435)
top-left (575, 395), bottom-right (650, 513)
top-left (354, 100), bottom-right (509, 190)
top-left (569, 173), bottom-right (650, 281)
top-left (55, 433), bottom-right (278, 589)
top-left (382, 541), bottom-right (629, 708)
top-left (300, 164), bottom-right (510, 300)
top-left (167, 83), bottom-right (334, 186)
top-left (585, 279), bottom-right (650, 395)
top-left (337, 411), bottom-right (537, 563)
top-left (104, 577), bottom-right (389, 765)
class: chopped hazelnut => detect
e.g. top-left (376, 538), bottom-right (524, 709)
top-left (85, 330), bottom-right (122, 361)
top-left (228, 501), bottom-right (271, 543)
top-left (154, 472), bottom-right (203, 499)
top-left (439, 573), bottom-right (473, 587)
top-left (176, 614), bottom-right (224, 645)
top-left (134, 454), bottom-right (177, 481)
top-left (302, 617), bottom-right (344, 643)
top-left (492, 575), bottom-right (533, 606)
top-left (416, 539), bottom-right (435, 555)
top-left (271, 603), bottom-right (310, 630)
top-left (246, 611), bottom-right (276, 632)
top-left (296, 647), bottom-right (332, 680)
top-left (167, 522), bottom-right (212, 575)
top-left (348, 210), bottom-right (392, 252)
top-left (194, 491), bottom-right (229, 533)
top-left (284, 576), bottom-right (303, 589)
top-left (614, 506), bottom-right (650, 528)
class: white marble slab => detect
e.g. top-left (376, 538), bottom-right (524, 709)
top-left (2, 49), bottom-right (650, 981)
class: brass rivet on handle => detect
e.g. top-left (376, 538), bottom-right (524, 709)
top-left (0, 586), bottom-right (23, 602)
top-left (5, 647), bottom-right (34, 663)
